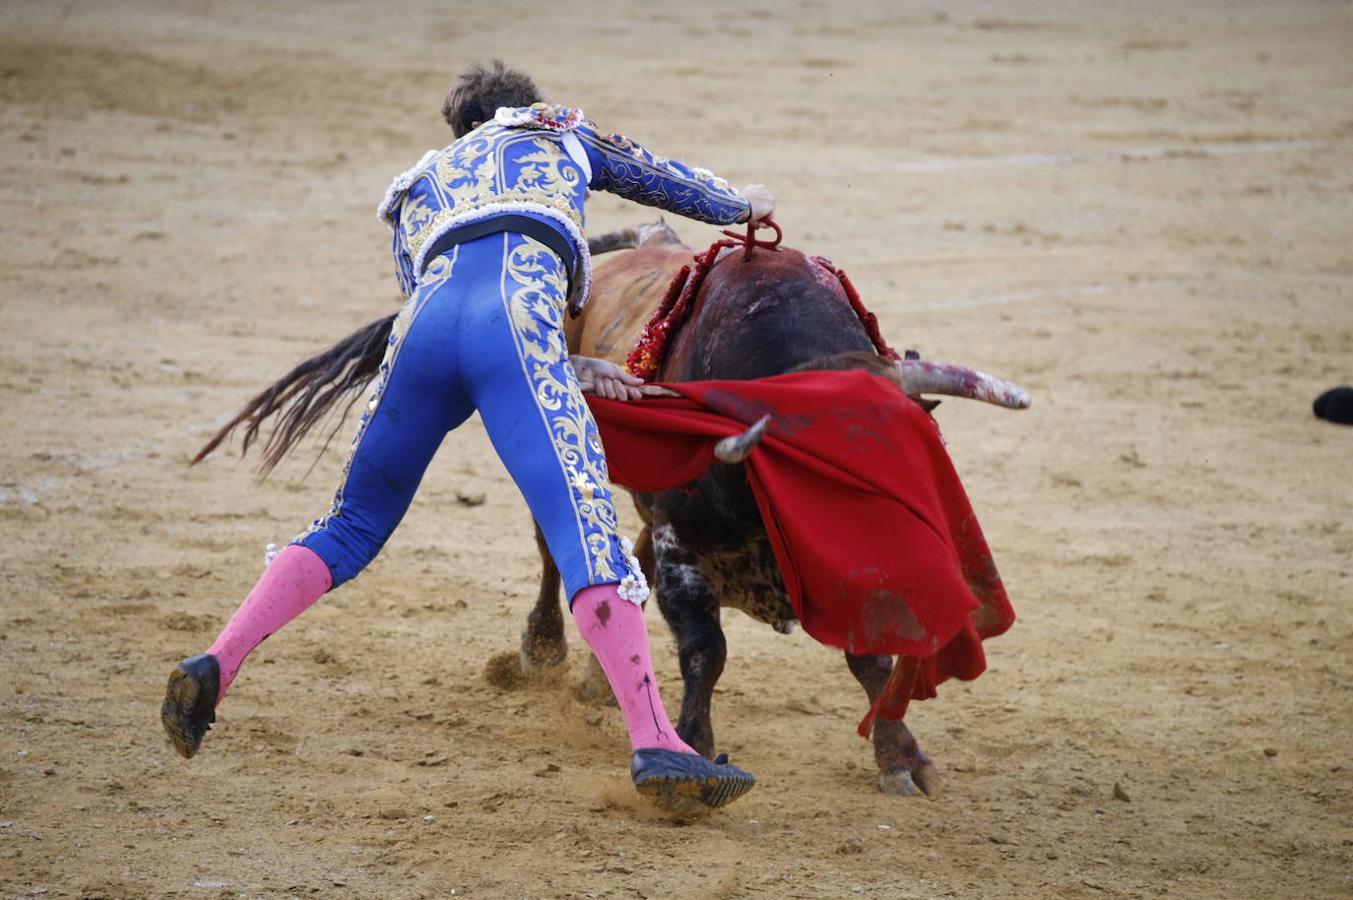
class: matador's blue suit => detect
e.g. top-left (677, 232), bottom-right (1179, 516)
top-left (295, 103), bottom-right (752, 602)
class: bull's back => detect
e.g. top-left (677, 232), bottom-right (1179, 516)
top-left (566, 246), bottom-right (692, 363)
top-left (663, 247), bottom-right (876, 382)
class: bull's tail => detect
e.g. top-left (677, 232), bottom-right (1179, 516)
top-left (191, 313), bottom-right (396, 476)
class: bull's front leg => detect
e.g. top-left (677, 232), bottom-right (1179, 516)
top-left (845, 652), bottom-right (941, 797)
top-left (652, 523), bottom-right (725, 759)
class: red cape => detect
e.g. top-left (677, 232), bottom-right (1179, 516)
top-left (587, 370), bottom-right (1015, 736)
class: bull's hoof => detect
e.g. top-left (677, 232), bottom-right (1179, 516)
top-left (519, 628), bottom-right (567, 673)
top-left (631, 748), bottom-right (755, 812)
top-left (878, 769), bottom-right (919, 796)
top-left (878, 760), bottom-right (942, 798)
top-left (161, 653), bottom-right (220, 759)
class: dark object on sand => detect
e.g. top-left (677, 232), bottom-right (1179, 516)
top-left (1313, 387), bottom-right (1353, 425)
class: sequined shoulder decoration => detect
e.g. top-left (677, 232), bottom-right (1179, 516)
top-left (493, 103), bottom-right (584, 132)
top-left (601, 132), bottom-right (635, 151)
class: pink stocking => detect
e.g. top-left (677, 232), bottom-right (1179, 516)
top-left (572, 584), bottom-right (695, 755)
top-left (205, 544), bottom-right (333, 702)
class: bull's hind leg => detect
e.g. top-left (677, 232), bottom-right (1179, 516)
top-left (652, 523), bottom-right (725, 758)
top-left (520, 521), bottom-right (567, 671)
top-left (845, 652), bottom-right (942, 797)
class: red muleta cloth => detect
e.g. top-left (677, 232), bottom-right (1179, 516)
top-left (587, 369), bottom-right (1015, 737)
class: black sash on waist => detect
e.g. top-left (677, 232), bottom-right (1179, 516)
top-left (421, 214), bottom-right (579, 296)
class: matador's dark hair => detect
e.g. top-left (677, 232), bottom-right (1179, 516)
top-left (442, 60), bottom-right (542, 138)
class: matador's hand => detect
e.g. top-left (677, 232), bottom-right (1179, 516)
top-left (740, 184), bottom-right (775, 224)
top-left (571, 355), bottom-right (645, 401)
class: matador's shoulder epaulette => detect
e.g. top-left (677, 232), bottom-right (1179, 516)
top-left (493, 103), bottom-right (584, 132)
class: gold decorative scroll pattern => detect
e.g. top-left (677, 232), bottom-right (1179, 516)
top-left (500, 235), bottom-right (630, 586)
top-left (397, 130), bottom-right (586, 264)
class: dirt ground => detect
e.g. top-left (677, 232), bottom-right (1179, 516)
top-left (1, 1), bottom-right (1350, 897)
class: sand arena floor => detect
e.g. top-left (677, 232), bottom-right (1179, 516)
top-left (0, 1), bottom-right (1349, 896)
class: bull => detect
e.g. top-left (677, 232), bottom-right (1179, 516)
top-left (520, 222), bottom-right (1026, 796)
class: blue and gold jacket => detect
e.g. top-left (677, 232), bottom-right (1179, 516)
top-left (377, 103), bottom-right (751, 308)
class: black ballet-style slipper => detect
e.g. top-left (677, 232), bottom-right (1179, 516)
top-left (161, 653), bottom-right (220, 759)
top-left (630, 747), bottom-right (756, 811)
top-left (1313, 386), bottom-right (1353, 425)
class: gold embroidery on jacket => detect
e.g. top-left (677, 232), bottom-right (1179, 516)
top-left (398, 133), bottom-right (586, 263)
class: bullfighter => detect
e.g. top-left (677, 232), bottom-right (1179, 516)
top-left (161, 60), bottom-right (774, 809)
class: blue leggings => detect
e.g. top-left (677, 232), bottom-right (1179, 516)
top-left (295, 231), bottom-right (639, 602)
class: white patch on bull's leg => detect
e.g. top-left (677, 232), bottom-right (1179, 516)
top-left (652, 524), bottom-right (709, 595)
top-left (651, 522), bottom-right (725, 757)
top-left (651, 522), bottom-right (677, 553)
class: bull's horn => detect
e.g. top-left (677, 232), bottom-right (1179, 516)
top-left (714, 414), bottom-right (772, 463)
top-left (893, 360), bottom-right (1031, 410)
top-left (586, 226), bottom-right (640, 256)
